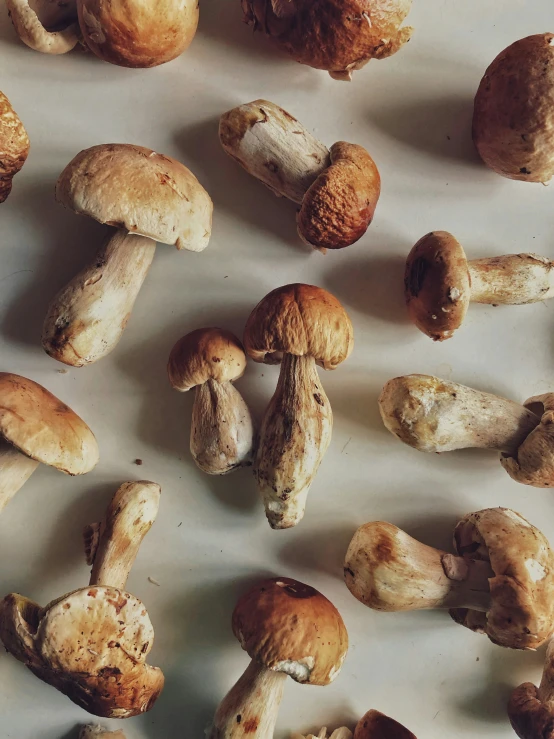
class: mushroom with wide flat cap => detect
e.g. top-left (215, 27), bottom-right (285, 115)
top-left (42, 143), bottom-right (213, 367)
top-left (244, 284), bottom-right (353, 528)
top-left (167, 327), bottom-right (255, 475)
top-left (5, 0), bottom-right (79, 54)
top-left (80, 727), bottom-right (126, 739)
top-left (292, 709), bottom-right (417, 739)
top-left (405, 231), bottom-right (554, 341)
top-left (0, 90), bottom-right (30, 203)
top-left (0, 481), bottom-right (164, 717)
top-left (220, 100), bottom-right (381, 251)
top-left (209, 577), bottom-right (348, 739)
top-left (509, 639), bottom-right (554, 739)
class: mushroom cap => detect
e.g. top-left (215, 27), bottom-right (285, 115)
top-left (0, 91), bottom-right (30, 203)
top-left (297, 142), bottom-right (381, 249)
top-left (167, 327), bottom-right (247, 391)
top-left (55, 144), bottom-right (213, 252)
top-left (243, 283), bottom-right (353, 369)
top-left (473, 33), bottom-right (554, 183)
top-left (404, 231), bottom-right (471, 341)
top-left (232, 577), bottom-right (348, 685)
top-left (0, 373), bottom-right (99, 474)
top-left (501, 393), bottom-right (554, 487)
top-left (354, 710), bottom-right (417, 739)
top-left (508, 682), bottom-right (554, 739)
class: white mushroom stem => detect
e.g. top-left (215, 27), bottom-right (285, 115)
top-left (0, 439), bottom-right (39, 513)
top-left (292, 730), bottom-right (352, 739)
top-left (468, 254), bottom-right (554, 304)
top-left (79, 726), bottom-right (126, 739)
top-left (42, 230), bottom-right (156, 367)
top-left (538, 639), bottom-right (554, 704)
top-left (5, 0), bottom-right (79, 53)
top-left (255, 354), bottom-right (332, 529)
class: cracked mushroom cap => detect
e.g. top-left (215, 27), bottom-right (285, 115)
top-left (0, 373), bottom-right (99, 474)
top-left (501, 393), bottom-right (554, 487)
top-left (355, 710), bottom-right (417, 739)
top-left (55, 144), bottom-right (213, 252)
top-left (232, 577), bottom-right (348, 685)
top-left (244, 284), bottom-right (353, 369)
top-left (167, 327), bottom-right (247, 391)
top-left (0, 91), bottom-right (30, 203)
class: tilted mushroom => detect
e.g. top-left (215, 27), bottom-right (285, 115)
top-left (0, 91), bottom-right (30, 203)
top-left (404, 231), bottom-right (554, 341)
top-left (241, 0), bottom-right (413, 80)
top-left (167, 327), bottom-right (255, 475)
top-left (344, 508), bottom-right (554, 650)
top-left (244, 284), bottom-right (353, 528)
top-left (209, 577), bottom-right (348, 739)
top-left (509, 639), bottom-right (554, 739)
top-left (292, 709), bottom-right (417, 739)
top-left (5, 0), bottom-right (79, 54)
top-left (80, 727), bottom-right (126, 739)
top-left (42, 144), bottom-right (213, 367)
top-left (220, 100), bottom-right (381, 251)
top-left (0, 481), bottom-right (164, 717)
top-left (473, 33), bottom-right (554, 183)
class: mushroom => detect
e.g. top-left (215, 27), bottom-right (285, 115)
top-left (0, 480), bottom-right (164, 717)
top-left (292, 709), bottom-right (417, 739)
top-left (509, 639), bottom-right (554, 739)
top-left (167, 327), bottom-right (255, 475)
top-left (0, 90), bottom-right (30, 203)
top-left (405, 231), bottom-right (554, 341)
top-left (5, 0), bottom-right (79, 54)
top-left (473, 33), bottom-right (554, 183)
top-left (344, 508), bottom-right (554, 650)
top-left (42, 143), bottom-right (213, 367)
top-left (243, 284), bottom-right (353, 528)
top-left (241, 0), bottom-right (413, 80)
top-left (0, 372), bottom-right (99, 513)
top-left (80, 727), bottom-right (126, 739)
top-left (209, 577), bottom-right (348, 739)
top-left (220, 100), bottom-right (381, 251)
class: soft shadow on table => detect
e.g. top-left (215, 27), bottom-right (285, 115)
top-left (330, 380), bottom-right (391, 436)
top-left (197, 0), bottom-right (278, 62)
top-left (0, 6), bottom-right (21, 48)
top-left (278, 523), bottom-right (356, 578)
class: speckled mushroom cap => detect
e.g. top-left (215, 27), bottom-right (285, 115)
top-left (354, 710), bottom-right (417, 739)
top-left (404, 232), bottom-right (471, 341)
top-left (0, 373), bottom-right (99, 474)
top-left (501, 393), bottom-right (554, 487)
top-left (55, 144), bottom-right (213, 252)
top-left (0, 91), bottom-right (30, 203)
top-left (232, 577), bottom-right (348, 685)
top-left (167, 327), bottom-right (247, 391)
top-left (243, 284), bottom-right (353, 369)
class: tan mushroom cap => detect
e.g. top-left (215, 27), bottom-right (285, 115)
top-left (0, 373), bottom-right (99, 475)
top-left (167, 328), bottom-right (247, 391)
top-left (232, 577), bottom-right (348, 685)
top-left (509, 678), bottom-right (554, 739)
top-left (0, 91), bottom-right (30, 203)
top-left (244, 284), bottom-right (353, 369)
top-left (501, 393), bottom-right (554, 487)
top-left (354, 710), bottom-right (417, 739)
top-left (55, 144), bottom-right (213, 252)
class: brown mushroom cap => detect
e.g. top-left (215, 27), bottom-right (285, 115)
top-left (243, 284), bottom-right (353, 369)
top-left (232, 577), bottom-right (348, 685)
top-left (508, 681), bottom-right (554, 739)
top-left (0, 373), bottom-right (99, 475)
top-left (501, 393), bottom-right (554, 487)
top-left (404, 231), bottom-right (470, 341)
top-left (354, 710), bottom-right (417, 739)
top-left (0, 91), bottom-right (30, 203)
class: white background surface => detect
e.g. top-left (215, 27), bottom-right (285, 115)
top-left (0, 1), bottom-right (553, 737)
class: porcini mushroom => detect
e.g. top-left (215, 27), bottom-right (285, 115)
top-left (292, 709), bottom-right (417, 739)
top-left (0, 480), bottom-right (164, 717)
top-left (220, 100), bottom-right (380, 251)
top-left (5, 0), bottom-right (79, 54)
top-left (80, 727), bottom-right (126, 739)
top-left (0, 372), bottom-right (98, 514)
top-left (167, 327), bottom-right (255, 475)
top-left (344, 508), bottom-right (554, 650)
top-left (42, 143), bottom-right (213, 367)
top-left (473, 33), bottom-right (554, 182)
top-left (509, 639), bottom-right (554, 739)
top-left (209, 577), bottom-right (348, 739)
top-left (241, 0), bottom-right (413, 80)
top-left (244, 284), bottom-right (353, 528)
top-left (0, 90), bottom-right (30, 203)
top-left (405, 232), bottom-right (554, 341)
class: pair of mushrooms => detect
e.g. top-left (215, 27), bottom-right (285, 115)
top-left (0, 90), bottom-right (29, 202)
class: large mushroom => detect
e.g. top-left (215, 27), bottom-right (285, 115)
top-left (0, 481), bottom-right (164, 717)
top-left (509, 639), bottom-right (554, 739)
top-left (0, 90), bottom-right (30, 203)
top-left (209, 577), bottom-right (348, 739)
top-left (220, 100), bottom-right (381, 251)
top-left (42, 144), bottom-right (213, 367)
top-left (292, 710), bottom-right (417, 739)
top-left (5, 0), bottom-right (80, 54)
top-left (243, 284), bottom-right (353, 528)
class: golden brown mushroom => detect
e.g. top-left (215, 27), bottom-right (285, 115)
top-left (0, 91), bottom-right (30, 203)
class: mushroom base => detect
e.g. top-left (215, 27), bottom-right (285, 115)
top-left (0, 439), bottom-right (39, 513)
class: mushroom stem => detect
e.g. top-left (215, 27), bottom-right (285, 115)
top-left (80, 726), bottom-right (126, 739)
top-left (255, 354), bottom-right (333, 529)
top-left (468, 255), bottom-right (554, 304)
top-left (538, 640), bottom-right (554, 704)
top-left (5, 0), bottom-right (79, 53)
top-left (42, 230), bottom-right (157, 367)
top-left (210, 659), bottom-right (287, 739)
top-left (0, 439), bottom-right (39, 513)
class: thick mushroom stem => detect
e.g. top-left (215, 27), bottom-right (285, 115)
top-left (468, 255), bottom-right (554, 304)
top-left (5, 0), bottom-right (79, 53)
top-left (255, 354), bottom-right (333, 529)
top-left (538, 640), bottom-right (554, 704)
top-left (42, 230), bottom-right (156, 367)
top-left (80, 727), bottom-right (126, 739)
top-left (0, 439), bottom-right (39, 513)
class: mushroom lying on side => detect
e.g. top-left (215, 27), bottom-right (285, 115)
top-left (167, 328), bottom-right (255, 475)
top-left (5, 0), bottom-right (79, 54)
top-left (209, 577), bottom-right (348, 739)
top-left (0, 481), bottom-right (164, 717)
top-left (220, 100), bottom-right (381, 251)
top-left (42, 144), bottom-right (213, 367)
top-left (509, 639), bottom-right (554, 739)
top-left (244, 284), bottom-right (353, 528)
top-left (0, 90), bottom-right (30, 203)
top-left (344, 508), bottom-right (554, 650)
top-left (405, 231), bottom-right (554, 341)
top-left (80, 727), bottom-right (125, 739)
top-left (292, 709), bottom-right (417, 739)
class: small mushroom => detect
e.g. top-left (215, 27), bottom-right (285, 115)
top-left (209, 577), bottom-right (348, 739)
top-left (473, 33), bottom-right (554, 183)
top-left (292, 709), bottom-right (417, 739)
top-left (405, 231), bottom-right (554, 341)
top-left (42, 144), bottom-right (213, 367)
top-left (241, 0), bottom-right (413, 80)
top-left (220, 100), bottom-right (381, 251)
top-left (167, 327), bottom-right (255, 475)
top-left (509, 639), bottom-right (554, 739)
top-left (344, 508), bottom-right (554, 650)
top-left (0, 372), bottom-right (99, 513)
top-left (0, 481), bottom-right (164, 717)
top-left (5, 0), bottom-right (79, 54)
top-left (80, 727), bottom-right (126, 739)
top-left (0, 90), bottom-right (30, 203)
top-left (244, 284), bottom-right (353, 528)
